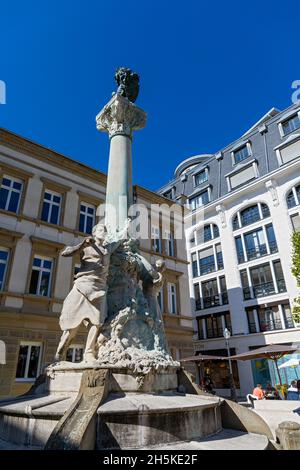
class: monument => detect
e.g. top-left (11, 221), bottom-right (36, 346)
top-left (0, 69), bottom-right (275, 450)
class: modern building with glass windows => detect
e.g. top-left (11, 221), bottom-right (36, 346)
top-left (0, 128), bottom-right (193, 398)
top-left (158, 102), bottom-right (300, 396)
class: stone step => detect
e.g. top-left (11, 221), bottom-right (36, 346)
top-left (138, 429), bottom-right (269, 450)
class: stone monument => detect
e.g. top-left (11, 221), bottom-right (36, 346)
top-left (0, 68), bottom-right (275, 450)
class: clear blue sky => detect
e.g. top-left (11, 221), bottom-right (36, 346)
top-left (1, 0), bottom-right (299, 191)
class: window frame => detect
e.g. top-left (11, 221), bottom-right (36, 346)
top-left (0, 174), bottom-right (24, 214)
top-left (168, 282), bottom-right (177, 314)
top-left (40, 189), bottom-right (62, 225)
top-left (15, 341), bottom-right (42, 382)
top-left (29, 255), bottom-right (53, 297)
top-left (0, 246), bottom-right (9, 292)
top-left (193, 168), bottom-right (209, 187)
top-left (231, 142), bottom-right (252, 166)
top-left (79, 201), bottom-right (96, 234)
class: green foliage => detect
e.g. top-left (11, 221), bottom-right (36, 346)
top-left (292, 231), bottom-right (300, 324)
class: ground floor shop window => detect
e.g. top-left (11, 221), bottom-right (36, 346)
top-left (197, 348), bottom-right (240, 389)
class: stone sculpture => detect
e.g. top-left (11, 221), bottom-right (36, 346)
top-left (54, 222), bottom-right (129, 363)
top-left (114, 67), bottom-right (140, 103)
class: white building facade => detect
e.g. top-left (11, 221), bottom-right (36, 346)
top-left (158, 102), bottom-right (300, 397)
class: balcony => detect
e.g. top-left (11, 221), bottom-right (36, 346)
top-left (195, 299), bottom-right (202, 311)
top-left (248, 321), bottom-right (257, 333)
top-left (269, 240), bottom-right (278, 254)
top-left (259, 320), bottom-right (283, 332)
top-left (203, 295), bottom-right (220, 309)
top-left (246, 244), bottom-right (268, 261)
top-left (253, 281), bottom-right (276, 298)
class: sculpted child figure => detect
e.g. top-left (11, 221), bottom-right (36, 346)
top-left (55, 221), bottom-right (129, 363)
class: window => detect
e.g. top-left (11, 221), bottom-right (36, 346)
top-left (202, 279), bottom-right (219, 308)
top-left (206, 315), bottom-right (223, 338)
top-left (250, 263), bottom-right (275, 298)
top-left (291, 213), bottom-right (300, 231)
top-left (151, 226), bottom-right (162, 253)
top-left (16, 343), bottom-right (42, 380)
top-left (191, 252), bottom-right (198, 277)
top-left (240, 269), bottom-right (251, 300)
top-left (232, 203), bottom-right (270, 230)
top-left (189, 189), bottom-right (209, 211)
top-left (79, 203), bottom-right (96, 234)
top-left (199, 247), bottom-right (215, 275)
top-left (282, 304), bottom-right (294, 329)
top-left (0, 175), bottom-right (23, 213)
top-left (194, 169), bottom-right (208, 186)
top-left (258, 306), bottom-right (282, 332)
top-left (163, 187), bottom-right (175, 200)
top-left (244, 228), bottom-right (267, 260)
top-left (66, 346), bottom-right (84, 363)
top-left (168, 283), bottom-right (177, 314)
top-left (197, 224), bottom-right (219, 244)
top-left (29, 257), bottom-right (53, 297)
top-left (281, 114), bottom-right (300, 136)
top-left (273, 260), bottom-right (286, 292)
top-left (157, 289), bottom-right (164, 311)
top-left (194, 283), bottom-right (201, 310)
top-left (233, 144), bottom-right (251, 164)
top-left (165, 230), bottom-right (175, 257)
top-left (220, 276), bottom-right (228, 305)
top-left (287, 184), bottom-right (300, 209)
top-left (216, 244), bottom-right (223, 270)
top-left (266, 224), bottom-right (278, 253)
top-left (235, 236), bottom-right (244, 263)
top-left (41, 190), bottom-right (62, 225)
top-left (0, 248), bottom-right (9, 291)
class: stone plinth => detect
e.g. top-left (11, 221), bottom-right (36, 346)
top-left (45, 363), bottom-right (179, 396)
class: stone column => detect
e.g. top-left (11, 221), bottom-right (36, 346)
top-left (96, 94), bottom-right (146, 232)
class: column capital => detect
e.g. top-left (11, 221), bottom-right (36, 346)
top-left (96, 93), bottom-right (147, 138)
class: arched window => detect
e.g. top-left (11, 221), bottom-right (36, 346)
top-left (196, 223), bottom-right (220, 244)
top-left (232, 203), bottom-right (270, 230)
top-left (287, 184), bottom-right (300, 209)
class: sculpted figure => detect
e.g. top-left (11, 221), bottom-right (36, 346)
top-left (55, 222), bottom-right (128, 362)
top-left (114, 67), bottom-right (140, 103)
top-left (142, 259), bottom-right (166, 322)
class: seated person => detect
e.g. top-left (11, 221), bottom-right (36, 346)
top-left (252, 383), bottom-right (265, 400)
top-left (265, 382), bottom-right (280, 399)
top-left (287, 380), bottom-right (300, 400)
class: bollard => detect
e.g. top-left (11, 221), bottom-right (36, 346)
top-left (276, 421), bottom-right (300, 450)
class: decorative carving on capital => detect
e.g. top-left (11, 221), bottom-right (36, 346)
top-left (216, 204), bottom-right (226, 228)
top-left (265, 179), bottom-right (279, 206)
top-left (96, 94), bottom-right (147, 138)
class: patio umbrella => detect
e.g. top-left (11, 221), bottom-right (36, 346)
top-left (229, 344), bottom-right (300, 387)
top-left (279, 358), bottom-right (300, 379)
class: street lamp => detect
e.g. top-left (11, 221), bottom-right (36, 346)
top-left (223, 328), bottom-right (237, 402)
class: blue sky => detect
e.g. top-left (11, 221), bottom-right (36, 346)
top-left (0, 0), bottom-right (299, 191)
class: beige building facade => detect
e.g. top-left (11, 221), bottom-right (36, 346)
top-left (0, 128), bottom-right (194, 398)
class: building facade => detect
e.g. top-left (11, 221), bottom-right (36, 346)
top-left (0, 128), bottom-right (194, 398)
top-left (158, 102), bottom-right (300, 397)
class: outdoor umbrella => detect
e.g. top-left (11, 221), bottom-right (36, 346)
top-left (229, 344), bottom-right (300, 388)
top-left (279, 358), bottom-right (300, 379)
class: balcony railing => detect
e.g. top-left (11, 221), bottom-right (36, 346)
top-left (269, 240), bottom-right (278, 254)
top-left (246, 244), bottom-right (268, 261)
top-left (195, 299), bottom-right (202, 311)
top-left (253, 281), bottom-right (276, 298)
top-left (203, 295), bottom-right (220, 309)
top-left (259, 320), bottom-right (283, 332)
top-left (284, 318), bottom-right (295, 329)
